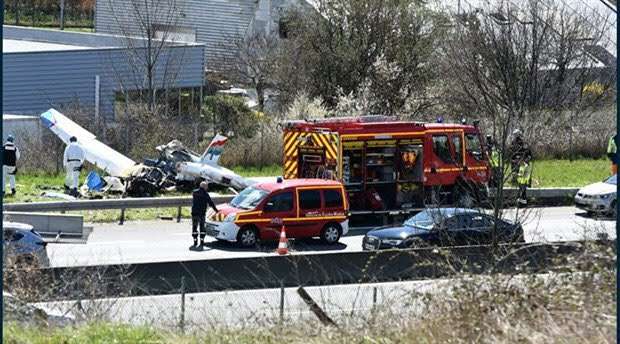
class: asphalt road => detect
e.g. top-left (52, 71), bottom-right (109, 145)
top-left (46, 206), bottom-right (615, 267)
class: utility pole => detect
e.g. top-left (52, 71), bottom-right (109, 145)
top-left (60, 0), bottom-right (65, 30)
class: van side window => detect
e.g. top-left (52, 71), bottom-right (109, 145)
top-left (264, 192), bottom-right (293, 212)
top-left (432, 135), bottom-right (454, 163)
top-left (324, 189), bottom-right (343, 208)
top-left (299, 190), bottom-right (322, 210)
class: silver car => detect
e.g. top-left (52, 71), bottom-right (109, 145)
top-left (574, 174), bottom-right (617, 217)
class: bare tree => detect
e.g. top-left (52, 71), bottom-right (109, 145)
top-left (439, 0), bottom-right (615, 245)
top-left (217, 31), bottom-right (280, 167)
top-left (224, 31), bottom-right (279, 114)
top-left (105, 0), bottom-right (186, 115)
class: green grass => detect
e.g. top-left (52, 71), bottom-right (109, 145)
top-left (2, 165), bottom-right (281, 223)
top-left (231, 164), bottom-right (282, 177)
top-left (4, 322), bottom-right (164, 344)
top-left (531, 159), bottom-right (610, 187)
top-left (4, 165), bottom-right (281, 203)
top-left (4, 173), bottom-right (66, 204)
top-left (62, 27), bottom-right (95, 33)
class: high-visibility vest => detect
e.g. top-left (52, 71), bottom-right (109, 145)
top-left (608, 136), bottom-right (617, 155)
top-left (489, 148), bottom-right (500, 168)
top-left (517, 162), bottom-right (532, 185)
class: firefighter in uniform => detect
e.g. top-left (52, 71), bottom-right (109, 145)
top-left (607, 134), bottom-right (618, 175)
top-left (508, 129), bottom-right (532, 184)
top-left (486, 135), bottom-right (500, 187)
top-left (63, 136), bottom-right (85, 196)
top-left (3, 135), bottom-right (20, 196)
top-left (191, 181), bottom-right (219, 247)
top-left (517, 156), bottom-right (533, 206)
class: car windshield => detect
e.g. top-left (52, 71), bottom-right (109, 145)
top-left (230, 186), bottom-right (269, 210)
top-left (605, 175), bottom-right (617, 185)
top-left (404, 209), bottom-right (448, 230)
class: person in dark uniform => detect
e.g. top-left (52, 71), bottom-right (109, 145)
top-left (607, 134), bottom-right (618, 175)
top-left (508, 129), bottom-right (532, 184)
top-left (192, 181), bottom-right (218, 247)
top-left (3, 135), bottom-right (20, 196)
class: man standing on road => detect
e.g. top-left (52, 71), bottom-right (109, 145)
top-left (192, 181), bottom-right (219, 247)
top-left (63, 136), bottom-right (85, 197)
top-left (3, 135), bottom-right (20, 196)
top-left (607, 134), bottom-right (618, 175)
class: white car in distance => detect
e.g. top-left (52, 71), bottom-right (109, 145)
top-left (574, 174), bottom-right (617, 218)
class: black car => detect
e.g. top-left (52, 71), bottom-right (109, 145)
top-left (362, 208), bottom-right (524, 250)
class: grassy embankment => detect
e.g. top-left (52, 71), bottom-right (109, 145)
top-left (2, 160), bottom-right (609, 222)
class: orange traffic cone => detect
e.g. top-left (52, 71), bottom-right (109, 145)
top-left (276, 225), bottom-right (289, 255)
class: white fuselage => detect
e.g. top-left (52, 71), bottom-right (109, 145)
top-left (176, 162), bottom-right (252, 190)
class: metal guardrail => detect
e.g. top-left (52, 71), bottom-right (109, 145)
top-left (2, 187), bottom-right (579, 225)
top-left (3, 195), bottom-right (235, 224)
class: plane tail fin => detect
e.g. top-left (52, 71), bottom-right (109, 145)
top-left (200, 134), bottom-right (228, 165)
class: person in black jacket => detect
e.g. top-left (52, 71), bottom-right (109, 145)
top-left (508, 129), bottom-right (532, 184)
top-left (192, 181), bottom-right (218, 247)
top-left (3, 135), bottom-right (20, 196)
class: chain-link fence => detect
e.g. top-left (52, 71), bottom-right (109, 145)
top-left (33, 279), bottom-right (446, 331)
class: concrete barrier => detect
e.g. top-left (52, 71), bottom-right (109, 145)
top-left (23, 240), bottom-right (614, 301)
top-left (492, 187), bottom-right (578, 206)
top-left (3, 212), bottom-right (83, 237)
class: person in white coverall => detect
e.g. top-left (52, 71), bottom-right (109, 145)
top-left (3, 135), bottom-right (20, 196)
top-left (63, 136), bottom-right (85, 196)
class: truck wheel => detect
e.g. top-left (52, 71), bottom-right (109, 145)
top-left (455, 182), bottom-right (475, 208)
top-left (456, 191), bottom-right (474, 208)
top-left (237, 226), bottom-right (258, 248)
top-left (321, 223), bottom-right (341, 244)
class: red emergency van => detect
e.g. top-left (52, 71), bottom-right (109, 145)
top-left (205, 178), bottom-right (349, 247)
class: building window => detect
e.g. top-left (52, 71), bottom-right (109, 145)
top-left (152, 24), bottom-right (196, 43)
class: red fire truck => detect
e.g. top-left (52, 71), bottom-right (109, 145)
top-left (282, 116), bottom-right (490, 219)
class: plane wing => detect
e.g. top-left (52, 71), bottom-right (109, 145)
top-left (40, 109), bottom-right (136, 177)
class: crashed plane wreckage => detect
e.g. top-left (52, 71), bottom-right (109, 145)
top-left (40, 109), bottom-right (252, 197)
